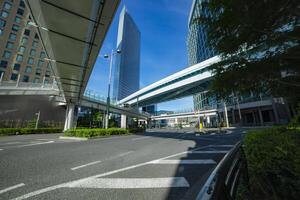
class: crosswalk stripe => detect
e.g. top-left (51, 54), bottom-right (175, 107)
top-left (66, 177), bottom-right (190, 189)
top-left (149, 159), bottom-right (216, 164)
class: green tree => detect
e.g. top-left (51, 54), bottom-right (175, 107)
top-left (195, 0), bottom-right (300, 102)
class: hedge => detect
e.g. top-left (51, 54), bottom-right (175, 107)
top-left (64, 128), bottom-right (129, 138)
top-left (240, 126), bottom-right (300, 200)
top-left (0, 128), bottom-right (63, 136)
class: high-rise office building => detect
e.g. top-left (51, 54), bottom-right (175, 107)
top-left (0, 0), bottom-right (52, 84)
top-left (187, 0), bottom-right (215, 111)
top-left (187, 0), bottom-right (215, 66)
top-left (112, 6), bottom-right (140, 101)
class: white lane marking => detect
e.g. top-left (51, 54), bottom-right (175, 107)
top-left (188, 150), bottom-right (228, 154)
top-left (149, 159), bottom-right (216, 165)
top-left (36, 139), bottom-right (53, 141)
top-left (71, 160), bottom-right (102, 171)
top-left (115, 151), bottom-right (134, 158)
top-left (209, 145), bottom-right (234, 147)
top-left (11, 145), bottom-right (210, 200)
top-left (0, 149), bottom-right (3, 151)
top-left (18, 141), bottom-right (54, 147)
top-left (0, 183), bottom-right (25, 194)
top-left (132, 136), bottom-right (150, 141)
top-left (67, 177), bottom-right (189, 189)
top-left (4, 142), bottom-right (21, 145)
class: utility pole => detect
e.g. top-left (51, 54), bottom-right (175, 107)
top-left (104, 49), bottom-right (121, 129)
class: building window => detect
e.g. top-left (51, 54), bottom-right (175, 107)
top-left (2, 51), bottom-right (11, 59)
top-left (6, 41), bottom-right (14, 49)
top-left (1, 10), bottom-right (9, 18)
top-left (15, 16), bottom-right (21, 23)
top-left (21, 37), bottom-right (28, 44)
top-left (19, 0), bottom-right (26, 8)
top-left (0, 19), bottom-right (6, 27)
top-left (13, 63), bottom-right (21, 71)
top-left (3, 2), bottom-right (12, 10)
top-left (16, 54), bottom-right (23, 62)
top-left (0, 29), bottom-right (3, 36)
top-left (34, 33), bottom-right (39, 40)
top-left (33, 77), bottom-right (40, 83)
top-left (25, 66), bottom-right (32, 73)
top-left (35, 68), bottom-right (41, 76)
top-left (37, 60), bottom-right (44, 67)
top-left (19, 46), bottom-right (26, 53)
top-left (0, 60), bottom-right (8, 68)
top-left (29, 49), bottom-right (36, 56)
top-left (9, 33), bottom-right (16, 41)
top-left (23, 75), bottom-right (29, 82)
top-left (10, 73), bottom-right (18, 81)
top-left (32, 41), bottom-right (38, 48)
top-left (27, 57), bottom-right (34, 65)
top-left (12, 24), bottom-right (19, 32)
top-left (44, 79), bottom-right (49, 84)
top-left (45, 70), bottom-right (51, 77)
top-left (24, 29), bottom-right (30, 36)
top-left (17, 8), bottom-right (24, 16)
top-left (40, 51), bottom-right (46, 59)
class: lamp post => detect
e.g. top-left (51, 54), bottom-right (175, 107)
top-left (104, 49), bottom-right (121, 129)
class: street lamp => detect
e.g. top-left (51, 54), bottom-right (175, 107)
top-left (103, 49), bottom-right (121, 129)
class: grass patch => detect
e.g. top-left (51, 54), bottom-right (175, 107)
top-left (0, 128), bottom-right (63, 136)
top-left (239, 126), bottom-right (300, 200)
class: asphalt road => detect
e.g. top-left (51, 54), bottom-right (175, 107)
top-left (0, 128), bottom-right (245, 200)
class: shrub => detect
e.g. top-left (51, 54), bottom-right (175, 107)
top-left (128, 127), bottom-right (145, 133)
top-left (243, 126), bottom-right (300, 200)
top-left (0, 128), bottom-right (62, 136)
top-left (64, 128), bottom-right (129, 138)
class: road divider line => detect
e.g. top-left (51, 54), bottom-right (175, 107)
top-left (11, 145), bottom-right (210, 200)
top-left (188, 150), bottom-right (228, 154)
top-left (132, 136), bottom-right (150, 141)
top-left (71, 160), bottom-right (102, 170)
top-left (149, 159), bottom-right (216, 165)
top-left (66, 177), bottom-right (189, 189)
top-left (18, 141), bottom-right (54, 147)
top-left (0, 183), bottom-right (25, 195)
top-left (0, 149), bottom-right (3, 151)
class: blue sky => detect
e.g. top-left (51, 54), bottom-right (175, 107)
top-left (87, 0), bottom-right (194, 111)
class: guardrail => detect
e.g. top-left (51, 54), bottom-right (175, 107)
top-left (196, 141), bottom-right (249, 200)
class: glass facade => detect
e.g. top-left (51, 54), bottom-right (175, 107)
top-left (112, 7), bottom-right (140, 101)
top-left (187, 0), bottom-right (216, 111)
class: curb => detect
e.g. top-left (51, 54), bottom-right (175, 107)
top-left (59, 136), bottom-right (88, 141)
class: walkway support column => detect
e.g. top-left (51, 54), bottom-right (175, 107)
top-left (121, 114), bottom-right (127, 129)
top-left (64, 103), bottom-right (75, 131)
top-left (223, 101), bottom-right (229, 128)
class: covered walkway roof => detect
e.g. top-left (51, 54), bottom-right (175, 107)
top-left (26, 0), bottom-right (120, 103)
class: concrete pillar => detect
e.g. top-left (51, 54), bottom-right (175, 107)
top-left (272, 99), bottom-right (280, 124)
top-left (64, 104), bottom-right (75, 131)
top-left (258, 108), bottom-right (264, 126)
top-left (121, 114), bottom-right (127, 129)
top-left (231, 109), bottom-right (235, 124)
top-left (223, 101), bottom-right (229, 128)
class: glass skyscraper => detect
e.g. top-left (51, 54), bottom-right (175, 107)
top-left (187, 0), bottom-right (215, 111)
top-left (113, 6), bottom-right (140, 101)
